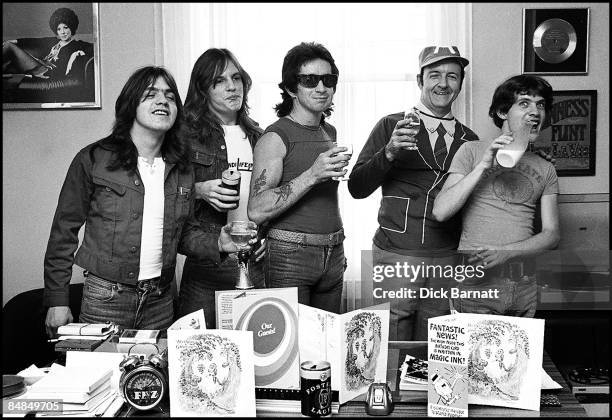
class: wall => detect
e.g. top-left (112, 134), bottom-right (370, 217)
top-left (471, 3), bottom-right (609, 195)
top-left (3, 3), bottom-right (609, 306)
top-left (2, 3), bottom-right (158, 305)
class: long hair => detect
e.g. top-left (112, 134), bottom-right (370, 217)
top-left (488, 74), bottom-right (553, 128)
top-left (274, 42), bottom-right (339, 119)
top-left (181, 48), bottom-right (260, 147)
top-left (49, 7), bottom-right (79, 34)
top-left (107, 66), bottom-right (187, 172)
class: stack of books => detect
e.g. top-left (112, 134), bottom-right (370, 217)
top-left (22, 365), bottom-right (114, 415)
top-left (54, 323), bottom-right (116, 352)
top-left (399, 354), bottom-right (428, 391)
top-left (255, 388), bottom-right (340, 414)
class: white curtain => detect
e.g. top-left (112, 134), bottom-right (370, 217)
top-left (158, 2), bottom-right (471, 310)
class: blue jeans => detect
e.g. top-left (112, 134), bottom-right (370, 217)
top-left (79, 272), bottom-right (174, 330)
top-left (451, 275), bottom-right (538, 317)
top-left (372, 244), bottom-right (455, 341)
top-left (178, 254), bottom-right (265, 329)
top-left (265, 238), bottom-right (345, 314)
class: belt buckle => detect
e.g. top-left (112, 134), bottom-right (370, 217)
top-left (507, 261), bottom-right (524, 281)
top-left (136, 279), bottom-right (151, 291)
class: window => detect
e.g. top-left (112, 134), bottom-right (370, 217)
top-left (160, 2), bottom-right (472, 310)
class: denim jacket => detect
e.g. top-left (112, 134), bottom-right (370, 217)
top-left (181, 120), bottom-right (262, 262)
top-left (43, 136), bottom-right (221, 307)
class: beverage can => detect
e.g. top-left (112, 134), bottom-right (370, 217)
top-left (300, 361), bottom-right (332, 417)
top-left (221, 168), bottom-right (241, 193)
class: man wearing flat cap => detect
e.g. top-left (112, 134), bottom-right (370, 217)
top-left (348, 46), bottom-right (478, 341)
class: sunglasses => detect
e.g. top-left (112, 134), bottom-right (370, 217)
top-left (296, 74), bottom-right (338, 88)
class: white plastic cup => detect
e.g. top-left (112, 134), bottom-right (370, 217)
top-left (496, 119), bottom-right (533, 168)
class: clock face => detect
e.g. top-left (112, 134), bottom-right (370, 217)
top-left (123, 367), bottom-right (166, 410)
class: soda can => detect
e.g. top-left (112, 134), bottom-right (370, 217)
top-left (300, 361), bottom-right (331, 417)
top-left (221, 168), bottom-right (241, 193)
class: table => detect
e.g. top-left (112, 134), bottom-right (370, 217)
top-left (103, 338), bottom-right (587, 417)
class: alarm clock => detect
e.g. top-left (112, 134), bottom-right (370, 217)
top-left (119, 345), bottom-right (168, 412)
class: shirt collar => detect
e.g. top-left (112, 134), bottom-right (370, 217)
top-left (415, 101), bottom-right (455, 137)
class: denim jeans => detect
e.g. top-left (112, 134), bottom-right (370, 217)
top-left (79, 271), bottom-right (174, 330)
top-left (372, 244), bottom-right (455, 341)
top-left (451, 275), bottom-right (538, 317)
top-left (265, 238), bottom-right (345, 314)
top-left (178, 254), bottom-right (265, 329)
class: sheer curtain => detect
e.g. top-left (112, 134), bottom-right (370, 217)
top-left (158, 3), bottom-right (471, 310)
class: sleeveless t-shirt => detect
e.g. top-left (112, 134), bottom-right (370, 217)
top-left (263, 117), bottom-right (342, 234)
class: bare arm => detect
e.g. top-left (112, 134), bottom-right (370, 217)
top-left (433, 134), bottom-right (513, 222)
top-left (247, 132), bottom-right (348, 225)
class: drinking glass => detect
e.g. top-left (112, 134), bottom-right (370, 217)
top-left (332, 143), bottom-right (353, 181)
top-left (229, 221), bottom-right (257, 289)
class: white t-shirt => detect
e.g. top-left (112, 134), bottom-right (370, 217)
top-left (137, 157), bottom-right (165, 279)
top-left (223, 125), bottom-right (253, 222)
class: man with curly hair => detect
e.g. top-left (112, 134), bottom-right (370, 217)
top-left (433, 75), bottom-right (560, 317)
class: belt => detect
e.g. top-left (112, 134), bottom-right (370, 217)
top-left (267, 228), bottom-right (344, 246)
top-left (86, 271), bottom-right (167, 289)
top-left (485, 260), bottom-right (536, 282)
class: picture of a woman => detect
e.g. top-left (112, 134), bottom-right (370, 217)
top-left (3, 7), bottom-right (91, 80)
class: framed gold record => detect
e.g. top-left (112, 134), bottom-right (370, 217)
top-left (523, 8), bottom-right (589, 74)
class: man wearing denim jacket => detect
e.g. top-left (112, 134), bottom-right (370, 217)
top-left (177, 48), bottom-right (266, 328)
top-left (348, 46), bottom-right (479, 340)
top-left (43, 67), bottom-right (240, 336)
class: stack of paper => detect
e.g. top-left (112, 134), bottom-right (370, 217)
top-left (22, 364), bottom-right (113, 415)
top-left (399, 355), bottom-right (428, 391)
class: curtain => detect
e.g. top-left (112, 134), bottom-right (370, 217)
top-left (158, 2), bottom-right (472, 310)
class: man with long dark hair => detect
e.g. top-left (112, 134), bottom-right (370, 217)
top-left (248, 42), bottom-right (349, 313)
top-left (178, 48), bottom-right (266, 328)
top-left (43, 66), bottom-right (239, 335)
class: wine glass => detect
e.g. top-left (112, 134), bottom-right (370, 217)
top-left (229, 221), bottom-right (257, 289)
top-left (404, 108), bottom-right (421, 151)
top-left (332, 142), bottom-right (353, 181)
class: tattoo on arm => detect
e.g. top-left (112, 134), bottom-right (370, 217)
top-left (252, 169), bottom-right (267, 196)
top-left (274, 181), bottom-right (293, 204)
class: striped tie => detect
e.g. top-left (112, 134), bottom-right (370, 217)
top-left (434, 124), bottom-right (447, 166)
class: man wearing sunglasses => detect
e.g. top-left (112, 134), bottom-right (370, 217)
top-left (347, 46), bottom-right (479, 340)
top-left (248, 42), bottom-right (349, 313)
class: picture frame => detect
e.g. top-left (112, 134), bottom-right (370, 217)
top-left (2, 3), bottom-right (101, 109)
top-left (522, 8), bottom-right (590, 75)
top-left (533, 90), bottom-right (597, 176)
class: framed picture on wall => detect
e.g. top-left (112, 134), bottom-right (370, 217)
top-left (2, 3), bottom-right (101, 109)
top-left (533, 90), bottom-right (597, 176)
top-left (522, 8), bottom-right (590, 75)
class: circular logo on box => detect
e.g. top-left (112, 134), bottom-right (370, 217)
top-left (247, 304), bottom-right (285, 355)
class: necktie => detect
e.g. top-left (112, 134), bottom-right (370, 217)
top-left (434, 124), bottom-right (447, 166)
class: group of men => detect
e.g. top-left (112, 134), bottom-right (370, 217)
top-left (43, 42), bottom-right (560, 340)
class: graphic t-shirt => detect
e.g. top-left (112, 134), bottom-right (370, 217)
top-left (224, 124), bottom-right (253, 222)
top-left (448, 141), bottom-right (559, 250)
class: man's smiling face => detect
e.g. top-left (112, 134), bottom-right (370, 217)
top-left (418, 60), bottom-right (463, 117)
